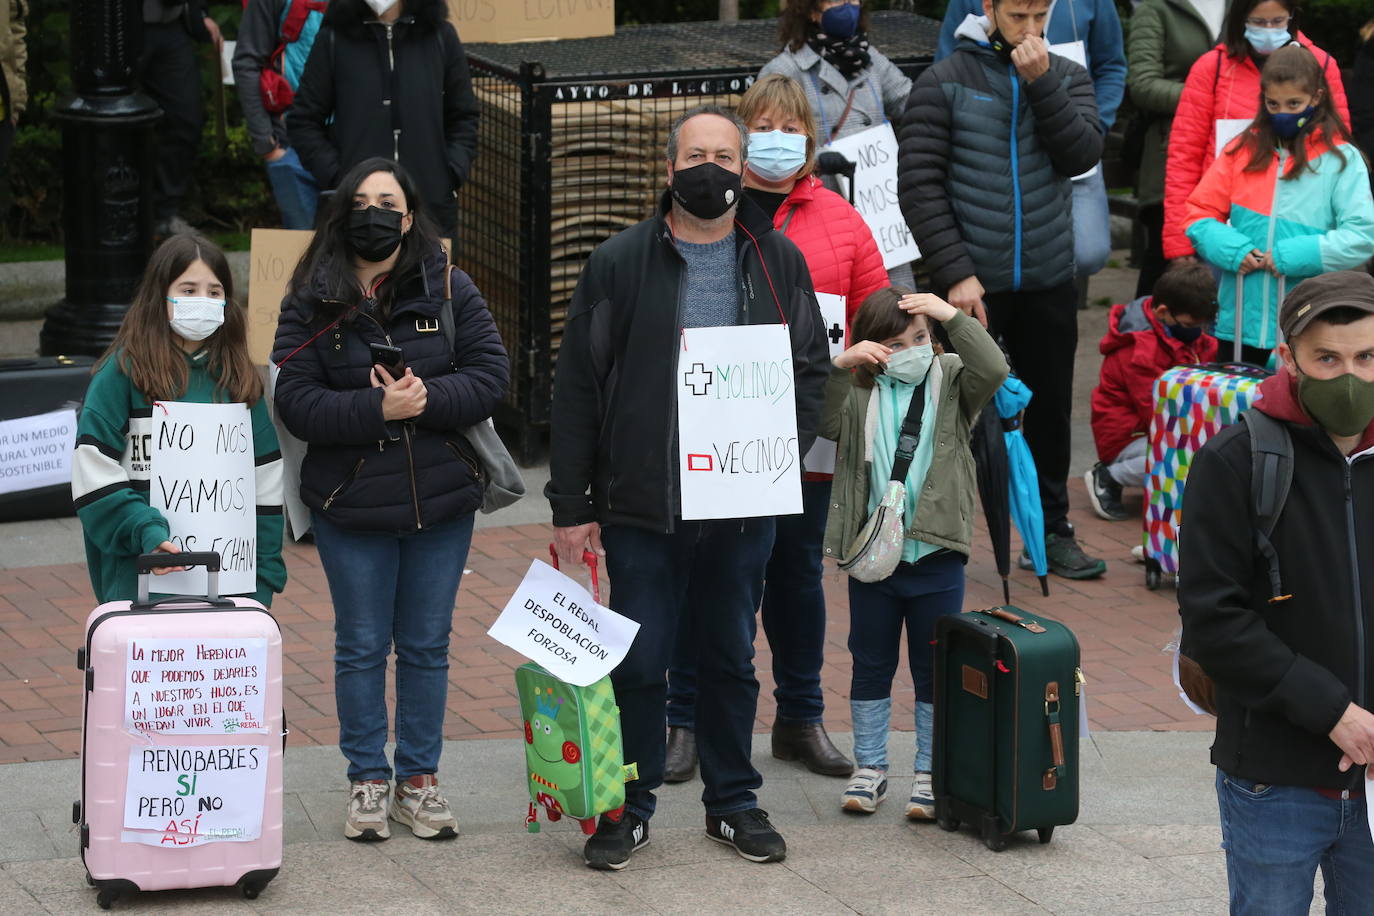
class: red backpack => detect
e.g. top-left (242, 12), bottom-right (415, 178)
top-left (252, 0), bottom-right (328, 114)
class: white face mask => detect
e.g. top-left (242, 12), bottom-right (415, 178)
top-left (884, 343), bottom-right (934, 384)
top-left (363, 0), bottom-right (397, 16)
top-left (166, 296), bottom-right (226, 342)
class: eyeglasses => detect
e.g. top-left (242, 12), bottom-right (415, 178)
top-left (1245, 15), bottom-right (1290, 28)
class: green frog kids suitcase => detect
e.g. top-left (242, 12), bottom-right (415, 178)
top-left (933, 607), bottom-right (1081, 851)
top-left (517, 664), bottom-right (633, 835)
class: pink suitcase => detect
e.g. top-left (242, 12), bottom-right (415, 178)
top-left (75, 553), bottom-right (284, 909)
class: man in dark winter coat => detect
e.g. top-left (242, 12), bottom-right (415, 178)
top-left (897, 0), bottom-right (1105, 580)
top-left (287, 0), bottom-right (478, 239)
top-left (547, 106), bottom-right (829, 872)
top-left (1180, 271), bottom-right (1374, 912)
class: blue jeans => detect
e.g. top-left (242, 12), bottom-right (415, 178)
top-left (1216, 770), bottom-right (1374, 914)
top-left (311, 511), bottom-right (474, 783)
top-left (1071, 168), bottom-right (1111, 278)
top-left (667, 479), bottom-right (830, 727)
top-left (603, 518), bottom-right (774, 821)
top-left (265, 146), bottom-right (319, 230)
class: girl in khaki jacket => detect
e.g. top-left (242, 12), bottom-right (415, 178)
top-left (820, 288), bottom-right (1007, 821)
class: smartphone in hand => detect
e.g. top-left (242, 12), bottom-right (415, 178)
top-left (368, 342), bottom-right (405, 379)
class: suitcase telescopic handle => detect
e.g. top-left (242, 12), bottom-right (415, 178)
top-left (135, 551), bottom-right (229, 607)
top-left (548, 544), bottom-right (601, 604)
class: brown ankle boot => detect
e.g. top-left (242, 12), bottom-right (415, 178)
top-left (771, 720), bottom-right (854, 777)
top-left (663, 726), bottom-right (697, 783)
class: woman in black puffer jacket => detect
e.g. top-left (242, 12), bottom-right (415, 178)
top-left (272, 157), bottom-right (508, 842)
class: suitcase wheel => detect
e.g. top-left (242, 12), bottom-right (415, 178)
top-left (241, 882), bottom-right (264, 900)
top-left (1145, 560), bottom-right (1162, 591)
top-left (1037, 826), bottom-right (1055, 844)
top-left (96, 888), bottom-right (119, 909)
top-left (936, 813), bottom-right (960, 833)
top-left (980, 818), bottom-right (1008, 852)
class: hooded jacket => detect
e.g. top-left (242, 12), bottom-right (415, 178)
top-left (286, 0), bottom-right (479, 236)
top-left (1179, 370), bottom-right (1374, 791)
top-left (773, 174), bottom-right (888, 321)
top-left (271, 246), bottom-right (509, 532)
top-left (232, 0), bottom-right (328, 158)
top-left (897, 14), bottom-right (1103, 295)
top-left (936, 0), bottom-right (1126, 129)
top-left (1091, 295), bottom-right (1218, 463)
top-left (758, 42), bottom-right (911, 145)
top-left (545, 191), bottom-right (830, 533)
top-left (1126, 0), bottom-right (1228, 208)
top-left (1160, 33), bottom-right (1349, 260)
top-left (1184, 131), bottom-right (1374, 351)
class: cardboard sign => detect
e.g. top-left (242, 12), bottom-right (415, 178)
top-left (825, 123), bottom-right (920, 269)
top-left (151, 402), bottom-right (258, 596)
top-left (122, 745), bottom-right (268, 846)
top-left (802, 293), bottom-right (847, 475)
top-left (487, 559), bottom-right (640, 687)
top-left (449, 0), bottom-right (613, 44)
top-left (676, 324), bottom-right (803, 519)
top-left (0, 409), bottom-right (76, 496)
top-left (247, 228), bottom-right (313, 366)
top-left (125, 637), bottom-right (268, 734)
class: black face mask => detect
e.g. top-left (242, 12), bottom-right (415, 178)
top-left (988, 29), bottom-right (1017, 63)
top-left (670, 161), bottom-right (742, 221)
top-left (348, 206), bottom-right (405, 263)
top-left (1165, 321), bottom-right (1204, 344)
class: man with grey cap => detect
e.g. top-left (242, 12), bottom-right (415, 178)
top-left (1179, 269), bottom-right (1374, 912)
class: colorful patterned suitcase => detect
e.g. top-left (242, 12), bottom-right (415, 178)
top-left (1143, 364), bottom-right (1268, 588)
top-left (76, 553), bottom-right (284, 909)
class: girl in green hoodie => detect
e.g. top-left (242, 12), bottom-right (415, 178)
top-left (71, 234), bottom-right (286, 606)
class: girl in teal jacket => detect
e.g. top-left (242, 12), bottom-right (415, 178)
top-left (71, 234), bottom-right (286, 606)
top-left (1184, 44), bottom-right (1374, 365)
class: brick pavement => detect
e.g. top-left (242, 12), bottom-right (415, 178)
top-left (0, 479), bottom-right (1203, 764)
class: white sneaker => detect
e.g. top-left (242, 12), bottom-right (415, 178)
top-left (906, 772), bottom-right (935, 820)
top-left (840, 767), bottom-right (888, 814)
top-left (344, 780), bottom-right (391, 841)
top-left (1131, 544), bottom-right (1145, 563)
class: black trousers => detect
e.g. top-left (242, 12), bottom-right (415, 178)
top-left (985, 282), bottom-right (1078, 532)
top-left (1135, 203), bottom-right (1167, 299)
top-left (137, 22), bottom-right (204, 221)
top-left (0, 119), bottom-right (13, 176)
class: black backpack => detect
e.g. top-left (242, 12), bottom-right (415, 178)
top-left (1240, 409), bottom-right (1294, 604)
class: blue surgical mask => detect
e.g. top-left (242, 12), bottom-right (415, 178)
top-left (1245, 25), bottom-right (1290, 55)
top-left (746, 130), bottom-right (809, 182)
top-left (819, 2), bottom-right (861, 39)
top-left (884, 343), bottom-right (934, 384)
top-left (1270, 105), bottom-right (1316, 139)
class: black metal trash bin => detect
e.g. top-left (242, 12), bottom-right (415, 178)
top-left (457, 12), bottom-right (938, 464)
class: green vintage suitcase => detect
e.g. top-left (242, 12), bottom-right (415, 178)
top-left (933, 606), bottom-right (1082, 851)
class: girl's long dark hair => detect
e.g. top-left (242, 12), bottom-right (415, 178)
top-left (98, 234), bottom-right (262, 405)
top-left (1223, 0), bottom-right (1298, 60)
top-left (1239, 44), bottom-right (1359, 181)
top-left (286, 157), bottom-right (440, 324)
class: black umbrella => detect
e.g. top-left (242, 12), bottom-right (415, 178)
top-left (971, 403), bottom-right (1012, 605)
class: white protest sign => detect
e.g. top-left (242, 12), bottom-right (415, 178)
top-left (220, 40), bottom-right (236, 86)
top-left (487, 559), bottom-right (640, 687)
top-left (122, 745), bottom-right (268, 846)
top-left (151, 401), bottom-right (257, 595)
top-left (125, 637), bottom-right (267, 734)
top-left (1047, 41), bottom-right (1100, 181)
top-left (0, 409), bottom-right (77, 496)
top-left (825, 123), bottom-right (920, 269)
top-left (1215, 118), bottom-right (1251, 159)
top-left (802, 293), bottom-right (847, 475)
top-left (677, 324), bottom-right (803, 520)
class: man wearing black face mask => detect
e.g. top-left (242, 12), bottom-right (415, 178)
top-left (547, 105), bottom-right (828, 871)
top-left (1180, 270), bottom-right (1374, 910)
top-left (897, 0), bottom-right (1107, 580)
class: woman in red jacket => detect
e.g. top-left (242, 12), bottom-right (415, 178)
top-left (663, 73), bottom-right (887, 783)
top-left (1161, 0), bottom-right (1348, 261)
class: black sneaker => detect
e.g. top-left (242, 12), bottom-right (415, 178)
top-left (1084, 463), bottom-right (1129, 521)
top-left (1033, 533), bottom-right (1107, 580)
top-left (705, 808), bottom-right (787, 863)
top-left (583, 811), bottom-right (648, 871)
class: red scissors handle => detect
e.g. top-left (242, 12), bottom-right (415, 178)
top-left (548, 543), bottom-right (601, 604)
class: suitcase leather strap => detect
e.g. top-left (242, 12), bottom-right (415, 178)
top-left (983, 607), bottom-right (1046, 634)
top-left (1044, 681), bottom-right (1065, 791)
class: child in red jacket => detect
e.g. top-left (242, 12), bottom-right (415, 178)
top-left (1086, 260), bottom-right (1219, 520)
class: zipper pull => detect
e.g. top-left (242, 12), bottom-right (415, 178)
top-left (1075, 667), bottom-right (1085, 696)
